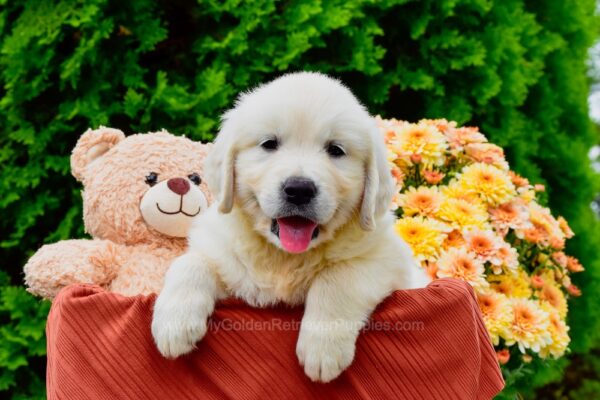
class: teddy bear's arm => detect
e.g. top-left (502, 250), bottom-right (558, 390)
top-left (24, 239), bottom-right (122, 299)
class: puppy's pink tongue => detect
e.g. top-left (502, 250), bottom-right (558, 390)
top-left (277, 217), bottom-right (318, 254)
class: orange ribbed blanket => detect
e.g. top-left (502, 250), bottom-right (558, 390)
top-left (46, 279), bottom-right (504, 399)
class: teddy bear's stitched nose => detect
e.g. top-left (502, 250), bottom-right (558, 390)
top-left (167, 178), bottom-right (190, 195)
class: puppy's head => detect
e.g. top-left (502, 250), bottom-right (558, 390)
top-left (206, 72), bottom-right (394, 253)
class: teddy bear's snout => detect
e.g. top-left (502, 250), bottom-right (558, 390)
top-left (167, 178), bottom-right (190, 195)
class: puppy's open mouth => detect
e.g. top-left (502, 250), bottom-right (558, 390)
top-left (271, 217), bottom-right (319, 254)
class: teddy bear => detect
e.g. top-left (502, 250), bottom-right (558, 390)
top-left (24, 127), bottom-right (212, 299)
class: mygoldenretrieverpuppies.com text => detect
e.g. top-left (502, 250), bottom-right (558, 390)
top-left (206, 319), bottom-right (425, 333)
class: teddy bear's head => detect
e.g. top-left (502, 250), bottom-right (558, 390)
top-left (71, 127), bottom-right (212, 245)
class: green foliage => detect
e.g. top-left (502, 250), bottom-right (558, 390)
top-left (0, 0), bottom-right (597, 398)
top-left (0, 272), bottom-right (49, 398)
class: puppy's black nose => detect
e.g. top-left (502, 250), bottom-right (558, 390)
top-left (283, 177), bottom-right (317, 206)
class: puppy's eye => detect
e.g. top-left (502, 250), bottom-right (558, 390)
top-left (188, 173), bottom-right (202, 185)
top-left (145, 172), bottom-right (158, 186)
top-left (260, 138), bottom-right (279, 152)
top-left (326, 143), bottom-right (346, 158)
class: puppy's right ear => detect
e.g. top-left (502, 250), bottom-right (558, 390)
top-left (205, 117), bottom-right (236, 214)
top-left (71, 127), bottom-right (125, 182)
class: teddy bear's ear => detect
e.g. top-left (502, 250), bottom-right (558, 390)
top-left (71, 127), bottom-right (125, 182)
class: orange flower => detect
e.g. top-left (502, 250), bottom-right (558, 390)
top-left (557, 216), bottom-right (574, 239)
top-left (391, 165), bottom-right (405, 185)
top-left (539, 284), bottom-right (568, 318)
top-left (534, 184), bottom-right (545, 192)
top-left (494, 243), bottom-right (519, 274)
top-left (465, 143), bottom-right (509, 170)
top-left (507, 299), bottom-right (551, 353)
top-left (464, 229), bottom-right (502, 264)
top-left (552, 252), bottom-right (568, 269)
top-left (567, 285), bottom-right (582, 297)
top-left (436, 247), bottom-right (488, 290)
top-left (385, 130), bottom-right (396, 143)
top-left (423, 169), bottom-right (445, 185)
top-left (520, 203), bottom-right (565, 249)
top-left (550, 236), bottom-right (566, 250)
top-left (410, 153), bottom-right (423, 164)
top-left (566, 256), bottom-right (584, 273)
top-left (492, 281), bottom-right (511, 296)
top-left (424, 261), bottom-right (438, 281)
top-left (531, 275), bottom-right (545, 289)
top-left (445, 126), bottom-right (487, 150)
top-left (523, 219), bottom-right (559, 247)
top-left (419, 118), bottom-right (457, 134)
top-left (397, 186), bottom-right (443, 217)
top-left (508, 171), bottom-right (530, 188)
top-left (443, 229), bottom-right (466, 249)
top-left (489, 201), bottom-right (531, 236)
top-left (496, 349), bottom-right (510, 365)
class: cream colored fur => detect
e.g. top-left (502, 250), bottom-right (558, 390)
top-left (152, 72), bottom-right (429, 382)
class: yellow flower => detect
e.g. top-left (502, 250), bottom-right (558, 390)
top-left (477, 290), bottom-right (513, 345)
top-left (441, 181), bottom-right (482, 203)
top-left (379, 117), bottom-right (579, 363)
top-left (518, 188), bottom-right (536, 203)
top-left (456, 163), bottom-right (516, 206)
top-left (539, 304), bottom-right (570, 359)
top-left (390, 122), bottom-right (448, 168)
top-left (395, 216), bottom-right (450, 262)
top-left (437, 198), bottom-right (489, 230)
top-left (538, 283), bottom-right (568, 319)
top-left (489, 269), bottom-right (532, 299)
top-left (397, 186), bottom-right (443, 217)
top-left (505, 298), bottom-right (552, 354)
top-left (436, 247), bottom-right (489, 290)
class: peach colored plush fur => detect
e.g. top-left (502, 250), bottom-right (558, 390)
top-left (24, 127), bottom-right (212, 299)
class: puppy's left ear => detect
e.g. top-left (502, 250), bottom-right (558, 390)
top-left (360, 125), bottom-right (395, 231)
top-left (205, 116), bottom-right (236, 214)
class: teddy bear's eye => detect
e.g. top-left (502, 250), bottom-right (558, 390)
top-left (188, 173), bottom-right (202, 185)
top-left (145, 172), bottom-right (158, 186)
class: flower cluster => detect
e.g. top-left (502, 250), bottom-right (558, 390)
top-left (378, 117), bottom-right (583, 365)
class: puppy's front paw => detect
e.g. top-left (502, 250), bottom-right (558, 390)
top-left (296, 323), bottom-right (357, 383)
top-left (151, 298), bottom-right (211, 359)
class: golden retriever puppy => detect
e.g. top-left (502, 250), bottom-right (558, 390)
top-left (152, 72), bottom-right (430, 382)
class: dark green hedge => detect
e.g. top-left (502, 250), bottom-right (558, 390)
top-left (0, 0), bottom-right (598, 398)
